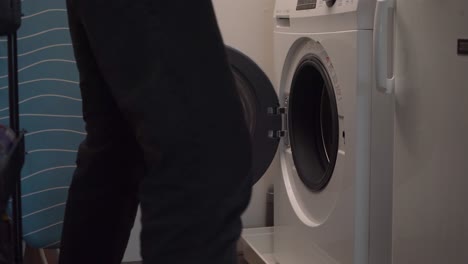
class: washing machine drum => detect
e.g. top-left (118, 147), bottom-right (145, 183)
top-left (288, 56), bottom-right (340, 192)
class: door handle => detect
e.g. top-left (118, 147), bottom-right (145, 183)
top-left (374, 0), bottom-right (395, 94)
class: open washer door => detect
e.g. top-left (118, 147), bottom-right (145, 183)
top-left (226, 46), bottom-right (281, 184)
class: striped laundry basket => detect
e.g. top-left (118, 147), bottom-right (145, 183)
top-left (0, 0), bottom-right (85, 250)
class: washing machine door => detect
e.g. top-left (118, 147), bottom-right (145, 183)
top-left (226, 46), bottom-right (281, 184)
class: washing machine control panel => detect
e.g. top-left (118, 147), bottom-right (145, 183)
top-left (296, 0), bottom-right (346, 9)
top-left (296, 0), bottom-right (317, 10)
top-left (276, 0), bottom-right (358, 17)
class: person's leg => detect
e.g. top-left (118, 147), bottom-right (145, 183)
top-left (59, 1), bottom-right (144, 263)
top-left (76, 0), bottom-right (253, 263)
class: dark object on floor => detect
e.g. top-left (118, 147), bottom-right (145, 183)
top-left (0, 5), bottom-right (26, 262)
top-left (0, 134), bottom-right (24, 264)
top-left (0, 217), bottom-right (13, 264)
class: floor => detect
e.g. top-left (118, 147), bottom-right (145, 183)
top-left (123, 256), bottom-right (248, 264)
top-left (238, 256), bottom-right (248, 264)
top-left (23, 252), bottom-right (248, 264)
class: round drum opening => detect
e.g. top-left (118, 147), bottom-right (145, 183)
top-left (288, 56), bottom-right (339, 192)
top-left (232, 68), bottom-right (257, 135)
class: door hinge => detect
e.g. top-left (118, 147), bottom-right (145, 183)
top-left (267, 107), bottom-right (286, 115)
top-left (267, 105), bottom-right (287, 140)
top-left (268, 130), bottom-right (287, 139)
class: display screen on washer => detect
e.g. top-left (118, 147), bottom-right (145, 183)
top-left (297, 0), bottom-right (317, 10)
top-left (288, 56), bottom-right (339, 192)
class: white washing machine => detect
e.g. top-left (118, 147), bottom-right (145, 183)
top-left (262, 0), bottom-right (395, 263)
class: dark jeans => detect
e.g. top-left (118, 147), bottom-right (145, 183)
top-left (59, 1), bottom-right (252, 263)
